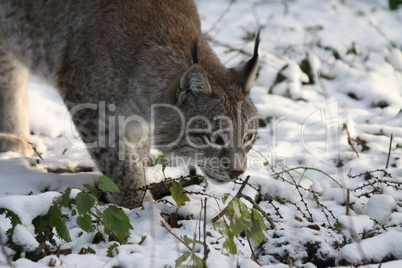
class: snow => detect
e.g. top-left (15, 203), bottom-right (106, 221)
top-left (338, 231), bottom-right (402, 265)
top-left (1, 0), bottom-right (402, 267)
top-left (363, 194), bottom-right (396, 224)
top-left (12, 225), bottom-right (39, 252)
top-left (0, 192), bottom-right (60, 227)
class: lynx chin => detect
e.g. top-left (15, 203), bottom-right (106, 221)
top-left (0, 0), bottom-right (260, 208)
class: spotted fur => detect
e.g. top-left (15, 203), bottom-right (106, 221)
top-left (0, 0), bottom-right (259, 208)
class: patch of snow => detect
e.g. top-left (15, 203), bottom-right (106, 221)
top-left (363, 194), bottom-right (396, 224)
top-left (338, 231), bottom-right (402, 265)
top-left (12, 225), bottom-right (39, 252)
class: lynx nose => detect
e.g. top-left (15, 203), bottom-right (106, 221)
top-left (229, 170), bottom-right (244, 179)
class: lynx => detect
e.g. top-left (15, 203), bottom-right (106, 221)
top-left (0, 0), bottom-right (259, 208)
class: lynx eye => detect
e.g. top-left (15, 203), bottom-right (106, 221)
top-left (205, 134), bottom-right (225, 146)
top-left (213, 135), bottom-right (225, 146)
top-left (243, 133), bottom-right (255, 144)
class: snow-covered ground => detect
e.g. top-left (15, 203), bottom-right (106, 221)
top-left (1, 0), bottom-right (402, 267)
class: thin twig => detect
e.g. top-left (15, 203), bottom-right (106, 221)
top-left (240, 194), bottom-right (276, 229)
top-left (28, 142), bottom-right (43, 160)
top-left (385, 133), bottom-right (393, 169)
top-left (344, 123), bottom-right (359, 157)
top-left (311, 190), bottom-right (333, 227)
top-left (243, 181), bottom-right (283, 218)
top-left (45, 166), bottom-right (93, 173)
top-left (160, 220), bottom-right (192, 251)
top-left (202, 198), bottom-right (209, 267)
top-left (247, 236), bottom-right (262, 266)
top-left (211, 176), bottom-right (250, 223)
top-left (205, 0), bottom-right (235, 34)
top-left (364, 12), bottom-right (397, 48)
top-left (204, 34), bottom-right (253, 57)
top-left (346, 188), bottom-right (350, 216)
top-left (286, 171), bottom-right (314, 222)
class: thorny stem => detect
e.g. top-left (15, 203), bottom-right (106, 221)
top-left (254, 149), bottom-right (339, 223)
top-left (348, 169), bottom-right (392, 179)
top-left (311, 190), bottom-right (333, 227)
top-left (242, 181), bottom-right (283, 219)
top-left (255, 148), bottom-right (314, 222)
top-left (284, 170), bottom-right (314, 222)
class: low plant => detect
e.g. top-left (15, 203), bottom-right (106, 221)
top-left (166, 179), bottom-right (268, 267)
top-left (0, 176), bottom-right (133, 261)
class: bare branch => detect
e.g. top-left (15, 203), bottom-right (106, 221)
top-left (385, 133), bottom-right (393, 169)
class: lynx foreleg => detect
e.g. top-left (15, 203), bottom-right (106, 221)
top-left (67, 105), bottom-right (153, 208)
top-left (0, 41), bottom-right (32, 156)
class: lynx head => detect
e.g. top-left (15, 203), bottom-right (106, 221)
top-left (154, 33), bottom-right (260, 183)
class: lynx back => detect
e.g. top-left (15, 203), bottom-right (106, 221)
top-left (0, 0), bottom-right (259, 208)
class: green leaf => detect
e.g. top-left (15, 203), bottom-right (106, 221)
top-left (83, 184), bottom-right (93, 191)
top-left (84, 183), bottom-right (99, 197)
top-left (48, 205), bottom-right (62, 226)
top-left (246, 209), bottom-right (266, 245)
top-left (91, 188), bottom-right (99, 198)
top-left (222, 193), bottom-right (230, 204)
top-left (193, 255), bottom-right (203, 267)
top-left (226, 198), bottom-right (251, 235)
top-left (77, 214), bottom-right (93, 232)
top-left (389, 0), bottom-right (402, 10)
top-left (154, 154), bottom-right (166, 165)
top-left (252, 208), bottom-right (267, 233)
top-left (57, 187), bottom-right (72, 207)
top-left (98, 176), bottom-right (120, 193)
top-left (75, 192), bottom-right (95, 215)
top-left (138, 235), bottom-right (147, 245)
top-left (0, 208), bottom-right (21, 226)
top-left (103, 205), bottom-right (133, 243)
top-left (183, 235), bottom-right (193, 247)
top-left (32, 216), bottom-right (50, 243)
top-left (82, 247), bottom-right (96, 254)
top-left (222, 222), bottom-right (237, 255)
top-left (175, 251), bottom-right (191, 268)
top-left (170, 181), bottom-right (190, 207)
top-left (107, 243), bottom-right (119, 257)
top-left (55, 220), bottom-right (72, 242)
top-left (93, 231), bottom-right (105, 244)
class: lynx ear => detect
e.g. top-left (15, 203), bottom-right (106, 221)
top-left (231, 31), bottom-right (260, 93)
top-left (176, 64), bottom-right (212, 106)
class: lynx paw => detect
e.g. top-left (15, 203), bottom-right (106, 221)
top-left (0, 133), bottom-right (34, 157)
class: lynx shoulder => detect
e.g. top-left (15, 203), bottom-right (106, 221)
top-left (0, 0), bottom-right (259, 208)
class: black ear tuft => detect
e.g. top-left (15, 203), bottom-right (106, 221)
top-left (231, 30), bottom-right (260, 93)
top-left (248, 30), bottom-right (260, 73)
top-left (191, 39), bottom-right (198, 64)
